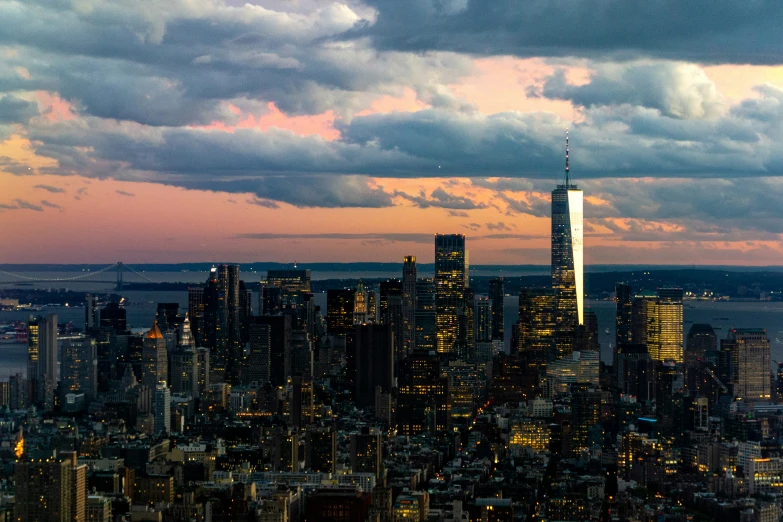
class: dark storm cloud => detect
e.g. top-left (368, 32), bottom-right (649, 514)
top-left (359, 0), bottom-right (783, 65)
top-left (0, 199), bottom-right (44, 212)
top-left (0, 95), bottom-right (38, 124)
top-left (396, 187), bottom-right (487, 209)
top-left (39, 200), bottom-right (62, 210)
top-left (33, 184), bottom-right (66, 193)
top-left (0, 1), bottom-right (472, 126)
top-left (540, 63), bottom-right (726, 119)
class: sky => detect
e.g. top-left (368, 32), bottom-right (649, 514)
top-left (2, 0), bottom-right (783, 265)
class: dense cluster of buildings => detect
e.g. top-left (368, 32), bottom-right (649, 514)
top-left (1, 139), bottom-right (781, 522)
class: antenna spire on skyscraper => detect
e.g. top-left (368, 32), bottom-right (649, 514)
top-left (564, 128), bottom-right (570, 186)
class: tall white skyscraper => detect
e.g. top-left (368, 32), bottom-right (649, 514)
top-left (551, 131), bottom-right (583, 359)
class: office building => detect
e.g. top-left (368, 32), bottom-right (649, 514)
top-left (475, 297), bottom-right (492, 343)
top-left (397, 350), bottom-right (450, 435)
top-left (517, 288), bottom-right (556, 360)
top-left (402, 256), bottom-right (417, 353)
top-left (488, 277), bottom-right (504, 343)
top-left (243, 320), bottom-right (272, 384)
top-left (14, 456), bottom-right (86, 522)
top-left (85, 294), bottom-right (99, 331)
top-left (551, 131), bottom-right (584, 360)
top-left (350, 324), bottom-right (394, 408)
top-left (616, 283), bottom-right (633, 346)
top-left (327, 289), bottom-right (355, 336)
top-left (154, 382), bottom-right (171, 433)
top-left (305, 489), bottom-right (371, 522)
top-left (685, 324), bottom-right (717, 394)
top-left (350, 428), bottom-right (383, 479)
top-left (99, 300), bottom-right (127, 333)
top-left (142, 321), bottom-right (168, 389)
top-left (655, 288), bottom-right (684, 362)
top-left (414, 279), bottom-right (437, 352)
top-left (721, 328), bottom-right (771, 401)
top-left (632, 288), bottom-right (684, 363)
top-left (455, 287), bottom-right (475, 359)
top-left (380, 280), bottom-right (404, 357)
top-left (28, 314), bottom-right (57, 410)
top-left (169, 316), bottom-right (200, 397)
top-left (61, 337), bottom-right (98, 404)
top-left (247, 315), bottom-right (291, 387)
top-left (435, 234), bottom-right (467, 354)
top-left (572, 388), bottom-right (602, 455)
top-left (307, 427), bottom-right (336, 473)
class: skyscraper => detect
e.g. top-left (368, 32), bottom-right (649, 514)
top-left (28, 314), bottom-right (57, 410)
top-left (615, 283), bottom-right (633, 346)
top-left (154, 382), bottom-right (171, 434)
top-left (350, 324), bottom-right (394, 408)
top-left (327, 289), bottom-right (355, 336)
top-left (397, 350), bottom-right (451, 435)
top-left (631, 288), bottom-right (684, 363)
top-left (475, 297), bottom-right (492, 343)
top-left (61, 337), bottom-right (98, 404)
top-left (402, 256), bottom-right (417, 353)
top-left (488, 277), bottom-right (504, 343)
top-left (685, 324), bottom-right (717, 394)
top-left (721, 328), bottom-right (771, 402)
top-left (142, 321), bottom-right (168, 389)
top-left (517, 288), bottom-right (556, 360)
top-left (169, 316), bottom-right (200, 397)
top-left (435, 234), bottom-right (467, 354)
top-left (551, 131), bottom-right (583, 359)
top-left (414, 279), bottom-right (437, 352)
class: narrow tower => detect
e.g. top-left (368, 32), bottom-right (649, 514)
top-left (551, 130), bottom-right (584, 359)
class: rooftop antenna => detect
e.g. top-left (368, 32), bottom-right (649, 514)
top-left (564, 128), bottom-right (571, 186)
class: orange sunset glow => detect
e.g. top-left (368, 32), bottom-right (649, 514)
top-left (1, 1), bottom-right (783, 265)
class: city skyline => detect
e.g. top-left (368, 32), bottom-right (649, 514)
top-left (2, 1), bottom-right (783, 265)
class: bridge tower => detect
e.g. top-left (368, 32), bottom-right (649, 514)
top-left (116, 262), bottom-right (124, 291)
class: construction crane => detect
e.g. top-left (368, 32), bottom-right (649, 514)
top-left (704, 367), bottom-right (729, 394)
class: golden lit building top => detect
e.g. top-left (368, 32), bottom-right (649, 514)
top-left (146, 320), bottom-right (164, 339)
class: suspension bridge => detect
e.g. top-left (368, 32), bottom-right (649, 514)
top-left (0, 263), bottom-right (157, 290)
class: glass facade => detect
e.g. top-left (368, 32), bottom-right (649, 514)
top-left (434, 234), bottom-right (467, 354)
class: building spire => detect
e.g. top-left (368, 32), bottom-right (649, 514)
top-left (564, 128), bottom-right (570, 186)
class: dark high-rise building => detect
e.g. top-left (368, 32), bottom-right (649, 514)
top-left (350, 428), bottom-right (383, 479)
top-left (474, 297), bottom-right (492, 343)
top-left (488, 277), bottom-right (504, 343)
top-left (100, 300), bottom-right (127, 333)
top-left (28, 314), bottom-right (57, 409)
top-left (572, 388), bottom-right (602, 455)
top-left (267, 268), bottom-right (311, 330)
top-left (247, 315), bottom-right (291, 387)
top-left (685, 324), bottom-right (717, 395)
top-left (85, 294), bottom-right (99, 332)
top-left (327, 289), bottom-right (355, 336)
top-left (631, 288), bottom-right (683, 363)
top-left (243, 321), bottom-right (272, 384)
top-left (259, 284), bottom-right (283, 316)
top-left (517, 288), bottom-right (556, 361)
top-left (61, 337), bottom-right (98, 404)
top-left (397, 350), bottom-right (450, 435)
top-left (551, 132), bottom-right (583, 361)
top-left (402, 256), bottom-right (417, 353)
top-left (615, 343), bottom-right (651, 398)
top-left (456, 287), bottom-right (475, 360)
top-left (721, 328), bottom-right (771, 402)
top-left (307, 427), bottom-right (336, 473)
top-left (380, 280), bottom-right (404, 358)
top-left (187, 287), bottom-right (205, 347)
top-left (616, 283), bottom-right (633, 346)
top-left (414, 279), bottom-right (437, 352)
top-left (349, 324), bottom-right (394, 408)
top-left (435, 234), bottom-right (467, 354)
